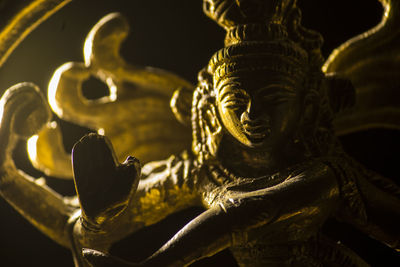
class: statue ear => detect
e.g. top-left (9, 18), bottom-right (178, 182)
top-left (170, 87), bottom-right (193, 126)
top-left (200, 98), bottom-right (222, 158)
top-left (302, 89), bottom-right (320, 131)
top-left (325, 73), bottom-right (356, 114)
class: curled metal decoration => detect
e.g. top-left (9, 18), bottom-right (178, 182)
top-left (0, 0), bottom-right (72, 67)
top-left (0, 1), bottom-right (399, 266)
top-left (30, 13), bottom-right (193, 178)
top-left (324, 0), bottom-right (400, 135)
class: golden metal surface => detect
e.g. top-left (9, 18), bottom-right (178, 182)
top-left (0, 0), bottom-right (399, 266)
top-left (324, 0), bottom-right (400, 135)
top-left (0, 0), bottom-right (72, 67)
top-left (27, 121), bottom-right (73, 178)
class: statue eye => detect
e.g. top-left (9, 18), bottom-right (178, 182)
top-left (221, 93), bottom-right (249, 110)
top-left (262, 92), bottom-right (293, 105)
top-left (258, 86), bottom-right (296, 105)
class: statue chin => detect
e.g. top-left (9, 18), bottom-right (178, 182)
top-left (215, 134), bottom-right (279, 177)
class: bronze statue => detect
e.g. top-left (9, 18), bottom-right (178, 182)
top-left (0, 0), bottom-right (399, 266)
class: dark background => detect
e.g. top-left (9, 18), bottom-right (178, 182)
top-left (0, 0), bottom-right (398, 266)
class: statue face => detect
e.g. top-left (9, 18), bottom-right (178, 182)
top-left (203, 0), bottom-right (293, 28)
top-left (216, 73), bottom-right (302, 151)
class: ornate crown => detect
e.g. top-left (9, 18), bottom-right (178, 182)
top-left (203, 0), bottom-right (323, 89)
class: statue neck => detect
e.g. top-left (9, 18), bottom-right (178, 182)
top-left (216, 134), bottom-right (306, 178)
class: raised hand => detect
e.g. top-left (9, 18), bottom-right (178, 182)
top-left (72, 133), bottom-right (141, 229)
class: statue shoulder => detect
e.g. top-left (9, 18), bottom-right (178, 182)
top-left (139, 150), bottom-right (202, 193)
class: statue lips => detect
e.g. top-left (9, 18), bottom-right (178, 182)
top-left (242, 119), bottom-right (270, 145)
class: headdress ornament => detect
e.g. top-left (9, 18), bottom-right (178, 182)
top-left (203, 0), bottom-right (315, 89)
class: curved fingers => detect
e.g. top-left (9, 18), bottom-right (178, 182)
top-left (0, 83), bottom-right (51, 165)
top-left (27, 121), bottom-right (73, 179)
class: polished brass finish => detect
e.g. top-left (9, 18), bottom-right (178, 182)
top-left (0, 0), bottom-right (399, 266)
top-left (0, 0), bottom-right (72, 67)
top-left (30, 13), bottom-right (192, 178)
top-left (324, 0), bottom-right (400, 135)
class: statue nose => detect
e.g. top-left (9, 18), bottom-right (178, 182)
top-left (240, 111), bottom-right (250, 123)
top-left (241, 99), bottom-right (270, 125)
top-left (241, 111), bottom-right (260, 124)
top-left (244, 100), bottom-right (262, 121)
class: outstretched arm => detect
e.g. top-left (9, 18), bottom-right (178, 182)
top-left (70, 134), bottom-right (202, 258)
top-left (0, 84), bottom-right (76, 248)
top-left (0, 84), bottom-right (200, 258)
top-left (83, 160), bottom-right (340, 266)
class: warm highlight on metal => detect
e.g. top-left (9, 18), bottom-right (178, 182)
top-left (0, 0), bottom-right (72, 67)
top-left (0, 0), bottom-right (399, 266)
